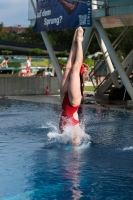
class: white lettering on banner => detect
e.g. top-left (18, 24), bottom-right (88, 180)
top-left (37, 10), bottom-right (42, 18)
top-left (44, 16), bottom-right (63, 26)
top-left (87, 7), bottom-right (91, 25)
top-left (42, 9), bottom-right (51, 16)
top-left (87, 0), bottom-right (91, 5)
top-left (37, 9), bottom-right (51, 18)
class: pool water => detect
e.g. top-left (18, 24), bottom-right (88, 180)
top-left (0, 100), bottom-right (133, 200)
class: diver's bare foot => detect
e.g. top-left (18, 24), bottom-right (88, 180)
top-left (76, 27), bottom-right (84, 42)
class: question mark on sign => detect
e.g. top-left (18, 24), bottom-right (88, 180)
top-left (59, 16), bottom-right (63, 23)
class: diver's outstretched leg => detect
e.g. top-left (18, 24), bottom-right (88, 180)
top-left (68, 26), bottom-right (84, 106)
top-left (60, 28), bottom-right (78, 101)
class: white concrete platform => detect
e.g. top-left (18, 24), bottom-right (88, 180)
top-left (6, 93), bottom-right (133, 112)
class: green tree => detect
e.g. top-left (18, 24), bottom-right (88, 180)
top-left (0, 22), bottom-right (4, 31)
top-left (20, 26), bottom-right (43, 44)
top-left (47, 29), bottom-right (74, 47)
top-left (1, 49), bottom-right (12, 55)
top-left (0, 22), bottom-right (4, 40)
top-left (31, 48), bottom-right (43, 56)
top-left (0, 21), bottom-right (133, 59)
top-left (31, 59), bottom-right (51, 67)
top-left (116, 50), bottom-right (125, 62)
top-left (56, 50), bottom-right (68, 57)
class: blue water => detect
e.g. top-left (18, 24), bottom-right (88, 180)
top-left (0, 100), bottom-right (133, 200)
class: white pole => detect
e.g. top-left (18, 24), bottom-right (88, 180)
top-left (93, 19), bottom-right (133, 100)
top-left (30, 0), bottom-right (62, 83)
top-left (82, 0), bottom-right (96, 56)
top-left (95, 31), bottom-right (120, 88)
top-left (41, 32), bottom-right (62, 83)
top-left (30, 0), bottom-right (36, 12)
top-left (82, 27), bottom-right (93, 57)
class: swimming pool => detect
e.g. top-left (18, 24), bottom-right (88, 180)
top-left (0, 99), bottom-right (133, 199)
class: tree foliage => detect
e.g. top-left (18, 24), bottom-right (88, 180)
top-left (20, 26), bottom-right (43, 44)
top-left (0, 22), bottom-right (4, 32)
top-left (48, 29), bottom-right (74, 47)
top-left (1, 49), bottom-right (12, 55)
top-left (0, 22), bottom-right (133, 59)
top-left (56, 50), bottom-right (68, 57)
top-left (31, 48), bottom-right (43, 55)
top-left (31, 59), bottom-right (51, 67)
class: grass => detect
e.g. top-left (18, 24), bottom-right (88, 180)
top-left (85, 86), bottom-right (95, 91)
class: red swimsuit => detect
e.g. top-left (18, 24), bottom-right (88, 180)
top-left (80, 63), bottom-right (85, 75)
top-left (59, 91), bottom-right (79, 133)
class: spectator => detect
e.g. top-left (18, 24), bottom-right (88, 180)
top-left (84, 66), bottom-right (89, 81)
top-left (26, 56), bottom-right (31, 77)
top-left (0, 57), bottom-right (9, 68)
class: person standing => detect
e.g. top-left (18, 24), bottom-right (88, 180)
top-left (0, 57), bottom-right (9, 68)
top-left (26, 56), bottom-right (31, 76)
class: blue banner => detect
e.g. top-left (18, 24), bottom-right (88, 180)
top-left (34, 0), bottom-right (92, 31)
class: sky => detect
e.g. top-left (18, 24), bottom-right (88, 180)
top-left (0, 0), bottom-right (33, 27)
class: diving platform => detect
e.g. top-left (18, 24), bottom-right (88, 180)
top-left (28, 0), bottom-right (133, 101)
top-left (93, 0), bottom-right (133, 28)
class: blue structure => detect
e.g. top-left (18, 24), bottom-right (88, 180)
top-left (34, 0), bottom-right (92, 31)
top-left (29, 0), bottom-right (133, 100)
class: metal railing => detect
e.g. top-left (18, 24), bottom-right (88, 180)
top-left (0, 67), bottom-right (47, 77)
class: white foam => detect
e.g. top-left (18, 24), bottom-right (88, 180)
top-left (123, 146), bottom-right (133, 151)
top-left (41, 123), bottom-right (58, 130)
top-left (47, 123), bottom-right (91, 148)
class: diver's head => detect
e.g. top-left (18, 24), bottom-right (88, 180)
top-left (72, 126), bottom-right (81, 146)
top-left (72, 134), bottom-right (81, 146)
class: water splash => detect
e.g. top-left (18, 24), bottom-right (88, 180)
top-left (41, 123), bottom-right (58, 130)
top-left (122, 146), bottom-right (133, 151)
top-left (46, 123), bottom-right (91, 148)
